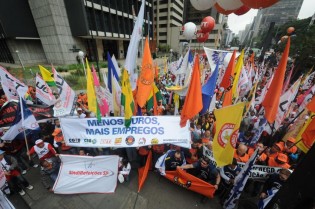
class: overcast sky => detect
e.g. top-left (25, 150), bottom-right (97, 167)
top-left (227, 0), bottom-right (315, 34)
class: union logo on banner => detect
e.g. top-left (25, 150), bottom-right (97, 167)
top-left (218, 123), bottom-right (238, 148)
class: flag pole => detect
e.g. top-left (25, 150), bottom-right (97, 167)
top-left (23, 129), bottom-right (31, 161)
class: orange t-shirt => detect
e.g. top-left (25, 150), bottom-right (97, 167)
top-left (267, 157), bottom-right (290, 169)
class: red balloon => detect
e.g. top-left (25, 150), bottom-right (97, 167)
top-left (240, 0), bottom-right (279, 9)
top-left (215, 3), bottom-right (234, 15)
top-left (234, 5), bottom-right (251, 15)
top-left (196, 30), bottom-right (209, 43)
top-left (201, 16), bottom-right (215, 33)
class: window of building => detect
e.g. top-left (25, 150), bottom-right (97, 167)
top-left (95, 10), bottom-right (104, 32)
top-left (119, 16), bottom-right (125, 34)
top-left (86, 8), bottom-right (97, 31)
top-left (103, 0), bottom-right (110, 7)
top-left (112, 16), bottom-right (119, 33)
top-left (159, 32), bottom-right (167, 36)
top-left (171, 8), bottom-right (182, 17)
top-left (159, 8), bottom-right (168, 13)
top-left (104, 13), bottom-right (110, 32)
top-left (159, 16), bottom-right (167, 20)
top-left (159, 24), bottom-right (167, 28)
top-left (110, 0), bottom-right (117, 10)
top-left (116, 0), bottom-right (123, 12)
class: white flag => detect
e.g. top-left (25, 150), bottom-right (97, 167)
top-left (0, 66), bottom-right (28, 101)
top-left (301, 71), bottom-right (315, 90)
top-left (35, 74), bottom-right (56, 106)
top-left (52, 68), bottom-right (76, 117)
top-left (124, 0), bottom-right (145, 90)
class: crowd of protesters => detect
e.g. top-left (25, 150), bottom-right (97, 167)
top-left (0, 50), bottom-right (313, 209)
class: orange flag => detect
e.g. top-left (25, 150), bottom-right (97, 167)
top-left (301, 117), bottom-right (315, 150)
top-left (262, 37), bottom-right (290, 123)
top-left (138, 150), bottom-right (152, 192)
top-left (220, 50), bottom-right (236, 89)
top-left (221, 51), bottom-right (237, 107)
top-left (136, 37), bottom-right (154, 107)
top-left (165, 168), bottom-right (216, 199)
top-left (306, 95), bottom-right (315, 112)
top-left (180, 54), bottom-right (203, 127)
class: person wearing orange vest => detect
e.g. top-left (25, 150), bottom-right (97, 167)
top-left (202, 130), bottom-right (212, 144)
top-left (248, 143), bottom-right (267, 165)
top-left (156, 100), bottom-right (165, 115)
top-left (234, 144), bottom-right (250, 163)
top-left (266, 142), bottom-right (284, 159)
top-left (278, 137), bottom-right (298, 155)
top-left (267, 153), bottom-right (291, 169)
top-left (52, 128), bottom-right (76, 155)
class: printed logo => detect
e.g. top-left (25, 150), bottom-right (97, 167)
top-left (83, 139), bottom-right (97, 144)
top-left (217, 123), bottom-right (235, 148)
top-left (138, 138), bottom-right (146, 146)
top-left (100, 139), bottom-right (112, 145)
top-left (125, 136), bottom-right (135, 145)
top-left (115, 137), bottom-right (122, 145)
top-left (151, 138), bottom-right (159, 145)
top-left (173, 176), bottom-right (191, 188)
top-left (69, 138), bottom-right (81, 143)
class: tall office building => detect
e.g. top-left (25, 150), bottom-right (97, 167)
top-left (0, 0), bottom-right (153, 65)
top-left (153, 0), bottom-right (184, 45)
top-left (254, 0), bottom-right (304, 36)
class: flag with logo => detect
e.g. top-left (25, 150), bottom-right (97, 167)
top-left (136, 37), bottom-right (155, 107)
top-left (2, 97), bottom-right (39, 141)
top-left (213, 102), bottom-right (245, 167)
top-left (221, 51), bottom-right (237, 107)
top-left (262, 37), bottom-right (290, 123)
top-left (0, 66), bottom-right (28, 101)
top-left (124, 0), bottom-right (145, 90)
top-left (121, 69), bottom-right (135, 127)
top-left (52, 67), bottom-right (76, 117)
top-left (223, 149), bottom-right (259, 209)
top-left (39, 65), bottom-right (56, 86)
top-left (274, 77), bottom-right (301, 130)
top-left (35, 74), bottom-right (56, 106)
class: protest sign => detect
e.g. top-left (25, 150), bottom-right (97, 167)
top-left (53, 155), bottom-right (119, 194)
top-left (237, 163), bottom-right (282, 179)
top-left (60, 116), bottom-right (191, 148)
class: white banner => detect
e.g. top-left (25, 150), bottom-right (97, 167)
top-left (237, 163), bottom-right (283, 179)
top-left (53, 155), bottom-right (119, 194)
top-left (35, 74), bottom-right (56, 106)
top-left (60, 116), bottom-right (191, 148)
top-left (0, 66), bottom-right (28, 101)
top-left (52, 68), bottom-right (76, 117)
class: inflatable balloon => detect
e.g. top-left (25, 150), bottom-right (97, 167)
top-left (216, 0), bottom-right (243, 10)
top-left (183, 22), bottom-right (197, 40)
top-left (287, 27), bottom-right (295, 34)
top-left (281, 35), bottom-right (288, 42)
top-left (215, 3), bottom-right (235, 15)
top-left (196, 30), bottom-right (209, 43)
top-left (240, 0), bottom-right (279, 9)
top-left (234, 5), bottom-right (251, 15)
top-left (201, 16), bottom-right (215, 33)
top-left (190, 0), bottom-right (216, 11)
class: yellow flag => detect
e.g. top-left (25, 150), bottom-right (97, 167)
top-left (121, 69), bottom-right (135, 127)
top-left (232, 49), bottom-right (244, 100)
top-left (213, 102), bottom-right (245, 167)
top-left (85, 59), bottom-right (97, 114)
top-left (296, 113), bottom-right (315, 153)
top-left (39, 65), bottom-right (56, 86)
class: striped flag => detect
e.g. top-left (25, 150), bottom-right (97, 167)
top-left (39, 65), bottom-right (56, 86)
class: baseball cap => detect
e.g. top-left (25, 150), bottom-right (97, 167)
top-left (35, 139), bottom-right (44, 145)
top-left (77, 108), bottom-right (82, 111)
top-left (276, 153), bottom-right (288, 163)
top-left (52, 128), bottom-right (62, 136)
top-left (0, 150), bottom-right (5, 155)
top-left (274, 143), bottom-right (284, 151)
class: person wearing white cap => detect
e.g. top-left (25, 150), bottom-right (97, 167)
top-left (27, 139), bottom-right (58, 161)
top-left (77, 108), bottom-right (86, 118)
top-left (0, 150), bottom-right (33, 196)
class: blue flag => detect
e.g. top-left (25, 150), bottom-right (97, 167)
top-left (200, 64), bottom-right (219, 115)
top-left (2, 98), bottom-right (39, 141)
top-left (107, 52), bottom-right (120, 93)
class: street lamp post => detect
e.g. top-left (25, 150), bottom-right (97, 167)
top-left (78, 51), bottom-right (86, 76)
top-left (15, 50), bottom-right (26, 71)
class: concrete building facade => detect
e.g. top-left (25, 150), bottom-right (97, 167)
top-left (0, 0), bottom-right (153, 65)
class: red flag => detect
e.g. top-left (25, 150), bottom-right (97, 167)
top-left (138, 150), bottom-right (152, 192)
top-left (220, 50), bottom-right (236, 89)
top-left (222, 89), bottom-right (233, 107)
top-left (262, 37), bottom-right (290, 123)
top-left (306, 95), bottom-right (315, 112)
top-left (165, 168), bottom-right (216, 199)
top-left (180, 54), bottom-right (203, 127)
